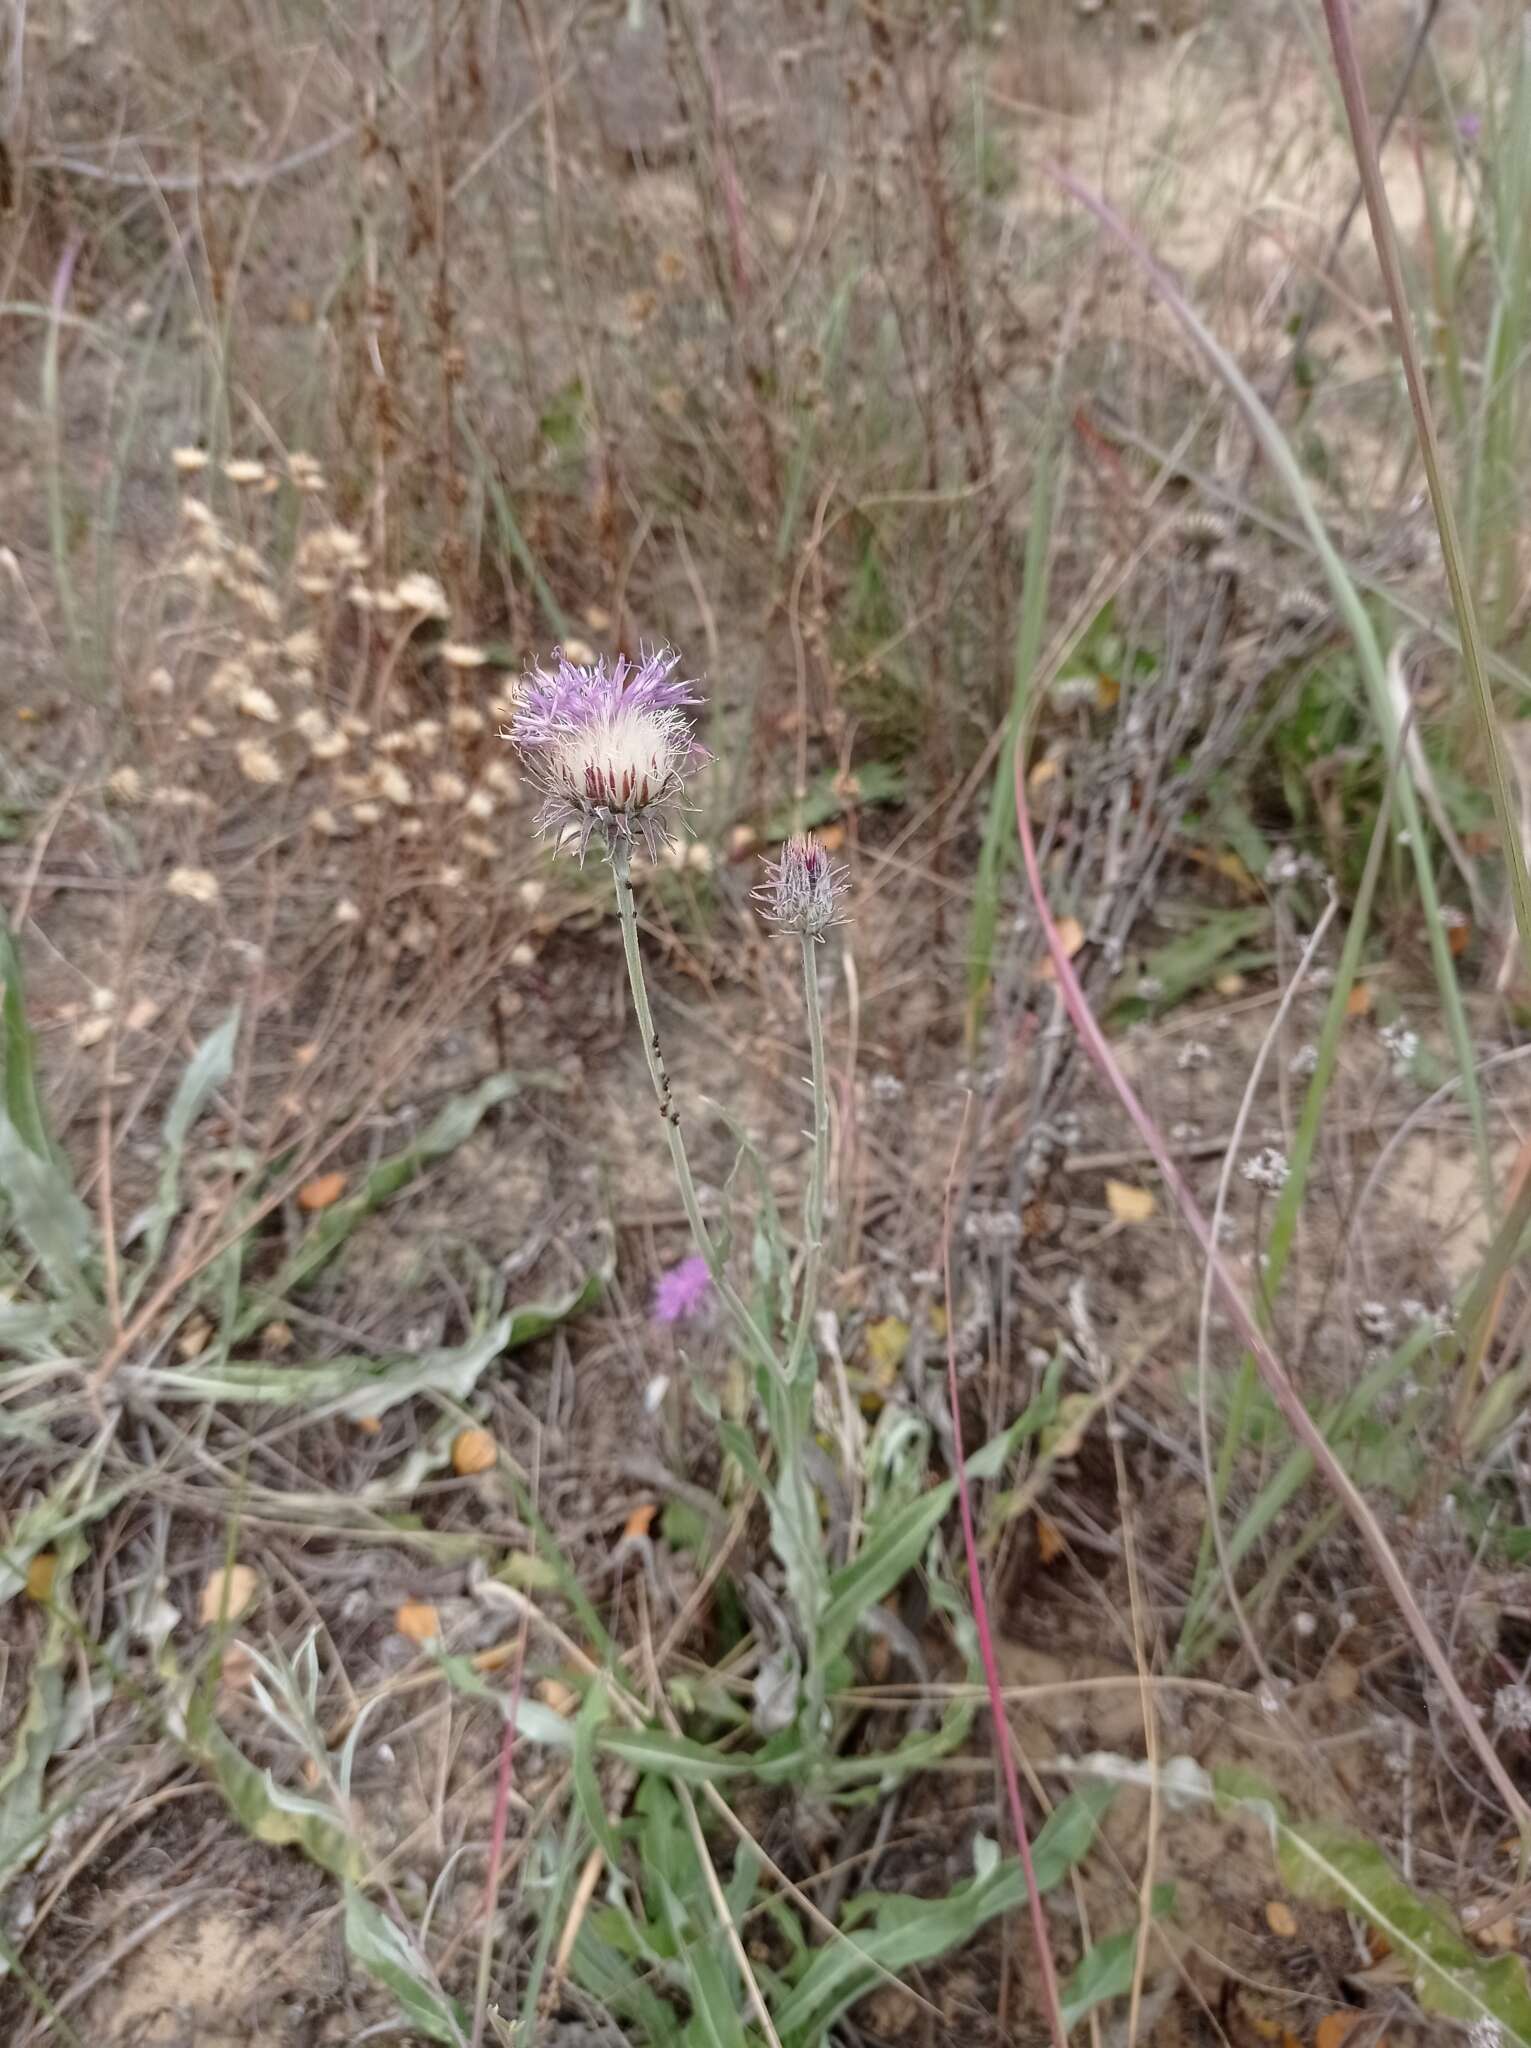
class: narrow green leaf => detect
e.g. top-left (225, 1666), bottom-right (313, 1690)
top-left (574, 1682), bottom-right (624, 1867)
top-left (774, 1784), bottom-right (1115, 2040)
top-left (817, 1481), bottom-right (955, 1669)
top-left (232, 1072), bottom-right (538, 1339)
top-left (135, 1267), bottom-right (603, 1415)
top-left (1059, 1886), bottom-right (1176, 2032)
top-left (0, 1536), bottom-right (85, 1886)
top-left (135, 1007), bottom-right (239, 1278)
top-left (344, 1887), bottom-right (468, 2046)
top-left (185, 1694), bottom-right (366, 1884)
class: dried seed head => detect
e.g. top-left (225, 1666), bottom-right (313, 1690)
top-left (166, 866), bottom-right (221, 905)
top-left (394, 572), bottom-right (449, 619)
top-left (754, 835), bottom-right (848, 939)
top-left (506, 645), bottom-right (707, 862)
top-left (236, 739), bottom-right (283, 785)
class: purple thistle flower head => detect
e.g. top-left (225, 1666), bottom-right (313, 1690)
top-left (754, 835), bottom-right (849, 939)
top-left (652, 1252), bottom-right (712, 1325)
top-left (505, 644), bottom-right (709, 862)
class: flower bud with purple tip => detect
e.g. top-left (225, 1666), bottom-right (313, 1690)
top-left (755, 835), bottom-right (848, 939)
top-left (505, 645), bottom-right (708, 862)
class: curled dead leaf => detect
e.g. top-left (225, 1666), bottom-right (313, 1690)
top-left (395, 1600), bottom-right (441, 1644)
top-left (452, 1427), bottom-right (498, 1476)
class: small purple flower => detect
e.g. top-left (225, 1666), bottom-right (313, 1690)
top-left (652, 1253), bottom-right (712, 1325)
top-left (754, 835), bottom-right (848, 939)
top-left (1458, 111), bottom-right (1483, 146)
top-left (505, 645), bottom-right (708, 862)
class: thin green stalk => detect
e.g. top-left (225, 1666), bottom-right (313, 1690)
top-left (43, 240), bottom-right (85, 688)
top-left (610, 848), bottom-right (775, 1367)
top-left (786, 932), bottom-right (829, 1387)
top-left (1321, 0), bottom-right (1531, 980)
top-left (1180, 722), bottom-right (1395, 1662)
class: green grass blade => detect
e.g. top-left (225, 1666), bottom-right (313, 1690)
top-left (965, 359), bottom-right (1067, 1051)
top-left (131, 1007), bottom-right (240, 1289)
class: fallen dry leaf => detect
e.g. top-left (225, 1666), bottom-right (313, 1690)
top-left (298, 1170), bottom-right (347, 1211)
top-left (1264, 1899), bottom-right (1299, 1939)
top-left (1465, 1899), bottom-right (1516, 1949)
top-left (623, 1502), bottom-right (658, 1541)
top-left (395, 1600), bottom-right (441, 1644)
top-left (1035, 1515), bottom-right (1066, 1567)
top-left (1036, 915), bottom-right (1085, 982)
top-left (1314, 2012), bottom-right (1380, 2048)
top-left (452, 1427), bottom-right (498, 1476)
top-left (1104, 1177), bottom-right (1156, 1225)
top-left (200, 1564), bottom-right (259, 1626)
top-left (218, 1640), bottom-right (256, 1694)
top-left (1447, 918), bottom-right (1472, 959)
top-left (1325, 1657), bottom-right (1360, 1703)
top-left (535, 1677), bottom-right (578, 1716)
top-left (1345, 982), bottom-right (1373, 1018)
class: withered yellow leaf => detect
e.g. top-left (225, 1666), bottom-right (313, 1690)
top-left (1104, 1178), bottom-right (1156, 1225)
top-left (25, 1553), bottom-right (58, 1602)
top-left (863, 1315), bottom-right (910, 1389)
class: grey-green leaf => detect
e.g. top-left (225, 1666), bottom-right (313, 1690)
top-left (344, 1887), bottom-right (468, 2046)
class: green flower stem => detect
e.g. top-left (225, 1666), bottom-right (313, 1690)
top-left (786, 931), bottom-right (830, 1387)
top-left (610, 847), bottom-right (775, 1367)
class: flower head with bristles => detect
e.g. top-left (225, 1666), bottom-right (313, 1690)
top-left (755, 835), bottom-right (848, 939)
top-left (506, 645), bottom-right (707, 861)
